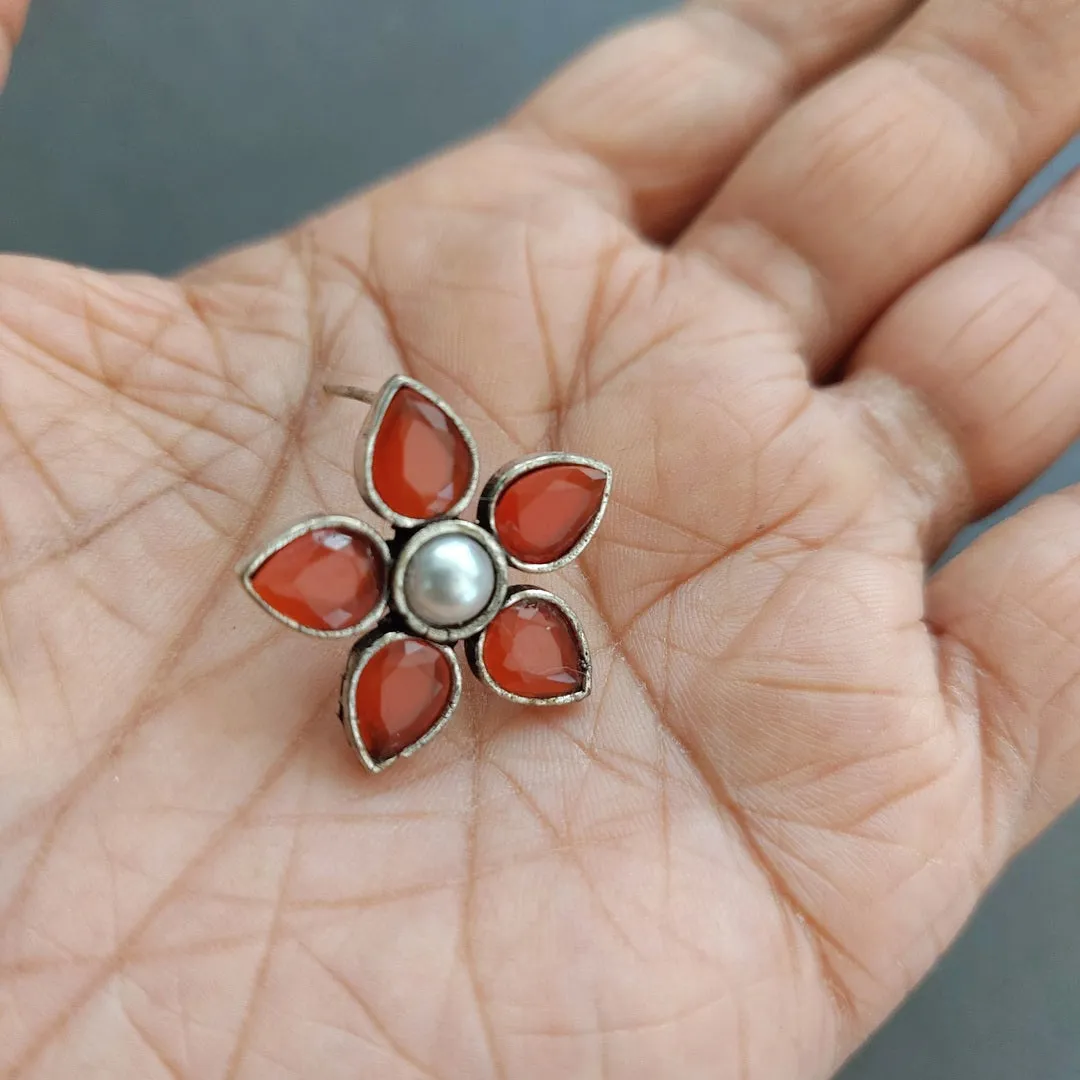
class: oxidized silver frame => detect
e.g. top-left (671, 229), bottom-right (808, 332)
top-left (237, 515), bottom-right (391, 639)
top-left (477, 452), bottom-right (613, 573)
top-left (466, 586), bottom-right (592, 707)
top-left (340, 630), bottom-right (462, 774)
top-left (354, 374), bottom-right (480, 530)
top-left (391, 519), bottom-right (509, 644)
top-left (239, 375), bottom-right (611, 775)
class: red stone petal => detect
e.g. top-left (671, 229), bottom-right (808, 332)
top-left (354, 637), bottom-right (454, 762)
top-left (250, 525), bottom-right (385, 633)
top-left (371, 386), bottom-right (474, 521)
top-left (482, 598), bottom-right (586, 701)
top-left (493, 462), bottom-right (608, 567)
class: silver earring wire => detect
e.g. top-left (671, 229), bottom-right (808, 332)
top-left (323, 384), bottom-right (377, 405)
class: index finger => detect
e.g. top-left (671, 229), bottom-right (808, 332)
top-left (515, 0), bottom-right (921, 239)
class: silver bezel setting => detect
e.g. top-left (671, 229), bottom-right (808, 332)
top-left (466, 586), bottom-right (592, 707)
top-left (477, 452), bottom-right (613, 573)
top-left (392, 519), bottom-right (509, 644)
top-left (237, 515), bottom-right (391, 639)
top-left (240, 376), bottom-right (610, 774)
top-left (340, 630), bottom-right (462, 774)
top-left (354, 374), bottom-right (480, 530)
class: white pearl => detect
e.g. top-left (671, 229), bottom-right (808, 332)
top-left (403, 533), bottom-right (495, 628)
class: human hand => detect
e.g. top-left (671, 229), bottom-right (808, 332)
top-left (3, 2), bottom-right (1080, 1077)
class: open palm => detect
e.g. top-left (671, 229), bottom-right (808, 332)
top-left (4, 2), bottom-right (1080, 1077)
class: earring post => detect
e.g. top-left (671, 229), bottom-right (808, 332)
top-left (323, 384), bottom-right (377, 405)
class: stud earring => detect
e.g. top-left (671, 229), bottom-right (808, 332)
top-left (237, 376), bottom-right (612, 774)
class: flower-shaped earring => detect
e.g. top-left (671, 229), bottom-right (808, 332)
top-left (238, 376), bottom-right (612, 774)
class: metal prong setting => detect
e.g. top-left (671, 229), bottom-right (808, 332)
top-left (466, 585), bottom-right (592, 707)
top-left (340, 630), bottom-right (462, 774)
top-left (353, 374), bottom-right (480, 531)
top-left (237, 515), bottom-right (391, 639)
top-left (392, 519), bottom-right (509, 644)
top-left (477, 452), bottom-right (613, 573)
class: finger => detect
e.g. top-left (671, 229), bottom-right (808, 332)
top-left (837, 165), bottom-right (1080, 555)
top-left (0, 0), bottom-right (31, 87)
top-left (514, 0), bottom-right (921, 238)
top-left (680, 0), bottom-right (1080, 370)
top-left (929, 486), bottom-right (1080, 853)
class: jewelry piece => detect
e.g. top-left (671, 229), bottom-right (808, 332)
top-left (238, 375), bottom-right (612, 773)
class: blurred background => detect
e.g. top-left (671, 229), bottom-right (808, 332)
top-left (0, 2), bottom-right (1077, 1076)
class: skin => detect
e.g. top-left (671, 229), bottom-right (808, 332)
top-left (1, 0), bottom-right (1080, 1076)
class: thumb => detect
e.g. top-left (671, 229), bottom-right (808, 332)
top-left (0, 0), bottom-right (31, 89)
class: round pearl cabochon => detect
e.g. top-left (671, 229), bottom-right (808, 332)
top-left (403, 533), bottom-right (496, 628)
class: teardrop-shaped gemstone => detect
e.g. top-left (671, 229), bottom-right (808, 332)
top-left (482, 599), bottom-right (586, 700)
top-left (250, 525), bottom-right (385, 632)
top-left (494, 462), bottom-right (608, 566)
top-left (371, 387), bottom-right (474, 521)
top-left (354, 637), bottom-right (454, 762)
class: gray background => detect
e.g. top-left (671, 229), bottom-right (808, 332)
top-left (1, 1), bottom-right (1077, 1076)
